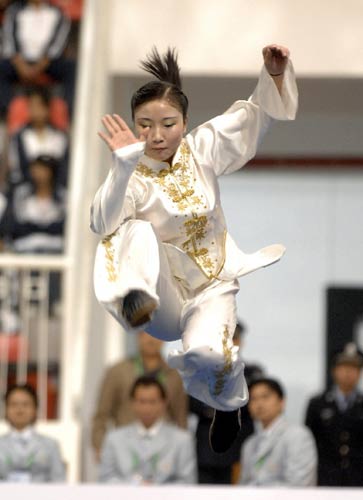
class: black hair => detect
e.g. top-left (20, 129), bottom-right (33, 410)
top-left (27, 86), bottom-right (51, 108)
top-left (30, 155), bottom-right (58, 173)
top-left (4, 383), bottom-right (38, 408)
top-left (29, 155), bottom-right (60, 197)
top-left (248, 377), bottom-right (285, 400)
top-left (131, 47), bottom-right (189, 120)
top-left (130, 375), bottom-right (167, 400)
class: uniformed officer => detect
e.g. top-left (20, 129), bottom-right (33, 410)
top-left (305, 343), bottom-right (363, 486)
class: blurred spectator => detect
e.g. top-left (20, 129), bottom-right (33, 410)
top-left (240, 377), bottom-right (317, 486)
top-left (91, 330), bottom-right (188, 460)
top-left (305, 343), bottom-right (363, 486)
top-left (98, 375), bottom-right (196, 484)
top-left (8, 87), bottom-right (68, 186)
top-left (0, 155), bottom-right (65, 253)
top-left (0, 0), bottom-right (75, 117)
top-left (0, 383), bottom-right (65, 482)
top-left (189, 321), bottom-right (264, 484)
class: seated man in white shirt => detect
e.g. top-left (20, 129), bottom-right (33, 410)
top-left (0, 384), bottom-right (65, 482)
top-left (239, 377), bottom-right (317, 487)
top-left (99, 375), bottom-right (196, 484)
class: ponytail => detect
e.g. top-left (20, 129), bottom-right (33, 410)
top-left (140, 47), bottom-right (182, 89)
top-left (131, 47), bottom-right (188, 120)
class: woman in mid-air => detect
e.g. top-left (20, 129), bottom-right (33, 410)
top-left (91, 45), bottom-right (297, 452)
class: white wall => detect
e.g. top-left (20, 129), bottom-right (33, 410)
top-left (219, 169), bottom-right (363, 423)
top-left (109, 0), bottom-right (363, 76)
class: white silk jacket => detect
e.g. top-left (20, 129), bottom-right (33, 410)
top-left (91, 62), bottom-right (298, 290)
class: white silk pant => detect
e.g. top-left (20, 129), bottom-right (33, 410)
top-left (94, 219), bottom-right (248, 411)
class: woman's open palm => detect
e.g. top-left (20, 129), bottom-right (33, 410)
top-left (98, 114), bottom-right (146, 152)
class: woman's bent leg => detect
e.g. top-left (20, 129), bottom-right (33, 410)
top-left (94, 219), bottom-right (183, 341)
top-left (168, 279), bottom-right (248, 411)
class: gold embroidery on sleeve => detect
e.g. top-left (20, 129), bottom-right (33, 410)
top-left (102, 233), bottom-right (117, 282)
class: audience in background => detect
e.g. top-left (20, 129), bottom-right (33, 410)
top-left (7, 87), bottom-right (69, 186)
top-left (0, 155), bottom-right (65, 253)
top-left (305, 343), bottom-right (363, 486)
top-left (0, 383), bottom-right (65, 482)
top-left (91, 330), bottom-right (188, 461)
top-left (0, 4), bottom-right (360, 487)
top-left (240, 377), bottom-right (317, 486)
top-left (190, 321), bottom-right (264, 484)
top-left (0, 0), bottom-right (75, 117)
top-left (98, 375), bottom-right (196, 484)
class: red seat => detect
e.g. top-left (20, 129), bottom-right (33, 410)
top-left (50, 0), bottom-right (83, 20)
top-left (0, 334), bottom-right (28, 363)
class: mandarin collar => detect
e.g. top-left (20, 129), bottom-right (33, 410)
top-left (140, 139), bottom-right (187, 171)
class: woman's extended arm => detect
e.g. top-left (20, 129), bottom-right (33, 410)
top-left (187, 44), bottom-right (297, 176)
top-left (90, 115), bottom-right (146, 237)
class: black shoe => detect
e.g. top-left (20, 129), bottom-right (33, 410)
top-left (209, 408), bottom-right (241, 454)
top-left (122, 290), bottom-right (157, 328)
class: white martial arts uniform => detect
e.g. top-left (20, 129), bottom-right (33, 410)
top-left (91, 62), bottom-right (298, 411)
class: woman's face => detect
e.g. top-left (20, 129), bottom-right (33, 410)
top-left (30, 162), bottom-right (54, 188)
top-left (29, 95), bottom-right (49, 126)
top-left (134, 99), bottom-right (186, 163)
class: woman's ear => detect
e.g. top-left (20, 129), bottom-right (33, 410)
top-left (183, 116), bottom-right (188, 134)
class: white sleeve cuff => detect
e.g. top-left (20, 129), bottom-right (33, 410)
top-left (112, 141), bottom-right (145, 174)
top-left (251, 59), bottom-right (298, 121)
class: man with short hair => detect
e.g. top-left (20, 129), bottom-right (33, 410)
top-left (305, 343), bottom-right (363, 486)
top-left (91, 330), bottom-right (187, 460)
top-left (240, 377), bottom-right (317, 486)
top-left (0, 384), bottom-right (65, 482)
top-left (98, 375), bottom-right (196, 484)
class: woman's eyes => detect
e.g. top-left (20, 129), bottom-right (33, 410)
top-left (139, 123), bottom-right (175, 128)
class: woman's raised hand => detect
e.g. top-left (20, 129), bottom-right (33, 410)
top-left (98, 114), bottom-right (147, 152)
top-left (262, 44), bottom-right (289, 76)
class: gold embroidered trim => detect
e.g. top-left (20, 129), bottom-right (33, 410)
top-left (213, 325), bottom-right (233, 396)
top-left (136, 141), bottom-right (202, 212)
top-left (182, 214), bottom-right (214, 273)
top-left (136, 140), bottom-right (225, 279)
top-left (102, 233), bottom-right (117, 282)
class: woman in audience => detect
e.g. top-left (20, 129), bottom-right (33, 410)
top-left (0, 154), bottom-right (65, 253)
top-left (8, 87), bottom-right (69, 186)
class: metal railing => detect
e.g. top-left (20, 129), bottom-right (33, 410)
top-left (0, 254), bottom-right (69, 420)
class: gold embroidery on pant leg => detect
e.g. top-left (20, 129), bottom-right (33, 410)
top-left (213, 325), bottom-right (233, 396)
top-left (102, 233), bottom-right (117, 282)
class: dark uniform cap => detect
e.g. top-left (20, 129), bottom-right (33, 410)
top-left (332, 343), bottom-right (363, 368)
